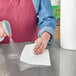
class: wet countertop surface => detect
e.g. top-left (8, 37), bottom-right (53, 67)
top-left (0, 39), bottom-right (76, 76)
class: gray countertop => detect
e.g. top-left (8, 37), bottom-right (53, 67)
top-left (0, 39), bottom-right (76, 76)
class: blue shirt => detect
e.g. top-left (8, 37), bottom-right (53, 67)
top-left (32, 0), bottom-right (57, 44)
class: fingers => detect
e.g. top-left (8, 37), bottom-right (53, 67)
top-left (3, 32), bottom-right (7, 37)
top-left (34, 43), bottom-right (45, 55)
top-left (0, 28), bottom-right (5, 38)
top-left (34, 37), bottom-right (48, 55)
top-left (36, 44), bottom-right (44, 55)
top-left (34, 40), bottom-right (42, 51)
top-left (34, 39), bottom-right (45, 55)
top-left (0, 22), bottom-right (7, 38)
top-left (34, 42), bottom-right (42, 54)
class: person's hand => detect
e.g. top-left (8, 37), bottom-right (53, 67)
top-left (34, 32), bottom-right (51, 55)
top-left (0, 22), bottom-right (7, 38)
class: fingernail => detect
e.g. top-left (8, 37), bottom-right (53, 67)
top-left (40, 51), bottom-right (43, 54)
top-left (34, 51), bottom-right (37, 55)
top-left (40, 52), bottom-right (41, 54)
top-left (34, 49), bottom-right (36, 52)
top-left (37, 52), bottom-right (40, 55)
top-left (35, 52), bottom-right (38, 55)
top-left (39, 52), bottom-right (41, 54)
top-left (34, 52), bottom-right (36, 55)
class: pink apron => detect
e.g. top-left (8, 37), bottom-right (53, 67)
top-left (0, 0), bottom-right (39, 44)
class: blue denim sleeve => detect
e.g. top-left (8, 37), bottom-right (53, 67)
top-left (38, 0), bottom-right (57, 44)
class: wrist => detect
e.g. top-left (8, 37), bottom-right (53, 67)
top-left (41, 32), bottom-right (51, 42)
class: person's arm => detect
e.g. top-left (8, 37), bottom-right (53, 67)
top-left (38, 0), bottom-right (56, 44)
top-left (34, 0), bottom-right (57, 55)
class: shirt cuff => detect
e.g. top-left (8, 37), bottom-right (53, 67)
top-left (38, 26), bottom-right (55, 45)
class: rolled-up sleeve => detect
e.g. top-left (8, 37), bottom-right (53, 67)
top-left (38, 0), bottom-right (57, 44)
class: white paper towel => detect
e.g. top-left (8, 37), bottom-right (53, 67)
top-left (60, 0), bottom-right (76, 50)
top-left (20, 43), bottom-right (51, 66)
